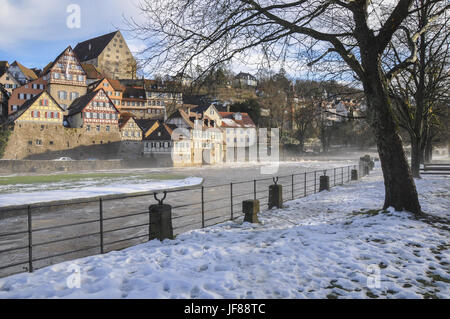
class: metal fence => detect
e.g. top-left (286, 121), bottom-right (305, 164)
top-left (0, 162), bottom-right (367, 278)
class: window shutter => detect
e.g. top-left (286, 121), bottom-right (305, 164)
top-left (37, 111), bottom-right (40, 117)
top-left (45, 112), bottom-right (47, 118)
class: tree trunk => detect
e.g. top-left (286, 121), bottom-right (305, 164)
top-left (424, 137), bottom-right (433, 163)
top-left (410, 137), bottom-right (422, 178)
top-left (362, 65), bottom-right (422, 215)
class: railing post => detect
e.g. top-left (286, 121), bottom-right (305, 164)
top-left (334, 168), bottom-right (336, 186)
top-left (254, 180), bottom-right (257, 200)
top-left (230, 183), bottom-right (233, 220)
top-left (291, 174), bottom-right (294, 200)
top-left (201, 186), bottom-right (205, 228)
top-left (99, 198), bottom-right (104, 254)
top-left (314, 171), bottom-right (317, 194)
top-left (341, 167), bottom-right (344, 185)
top-left (27, 205), bottom-right (33, 273)
top-left (304, 172), bottom-right (307, 197)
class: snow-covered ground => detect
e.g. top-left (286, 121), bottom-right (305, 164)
top-left (0, 177), bottom-right (203, 207)
top-left (0, 165), bottom-right (448, 299)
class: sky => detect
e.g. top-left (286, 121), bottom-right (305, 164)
top-left (0, 0), bottom-right (279, 77)
top-left (0, 0), bottom-right (145, 70)
top-left (0, 0), bottom-right (357, 81)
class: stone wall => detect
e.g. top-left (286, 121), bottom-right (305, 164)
top-left (3, 122), bottom-right (122, 160)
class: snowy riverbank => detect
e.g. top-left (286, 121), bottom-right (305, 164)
top-left (0, 165), bottom-right (448, 299)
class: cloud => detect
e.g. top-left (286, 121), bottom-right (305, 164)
top-left (0, 0), bottom-right (68, 48)
top-left (0, 0), bottom-right (142, 50)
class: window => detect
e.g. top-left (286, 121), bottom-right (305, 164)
top-left (96, 125), bottom-right (100, 132)
top-left (58, 91), bottom-right (67, 100)
top-left (71, 92), bottom-right (79, 100)
top-left (104, 83), bottom-right (109, 87)
top-left (28, 141), bottom-right (32, 145)
top-left (106, 126), bottom-right (110, 132)
top-left (36, 139), bottom-right (43, 146)
top-left (115, 91), bottom-right (120, 97)
top-left (86, 125), bottom-right (91, 132)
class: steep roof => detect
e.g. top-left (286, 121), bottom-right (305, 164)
top-left (167, 109), bottom-right (195, 128)
top-left (108, 78), bottom-right (125, 92)
top-left (67, 90), bottom-right (99, 116)
top-left (74, 31), bottom-right (119, 62)
top-left (88, 77), bottom-right (124, 92)
top-left (67, 89), bottom-right (119, 116)
top-left (118, 115), bottom-right (137, 130)
top-left (219, 112), bottom-right (256, 128)
top-left (10, 61), bottom-right (38, 81)
top-left (235, 72), bottom-right (257, 81)
top-left (81, 63), bottom-right (104, 80)
top-left (143, 121), bottom-right (174, 141)
top-left (123, 86), bottom-right (146, 99)
top-left (42, 46), bottom-right (84, 77)
top-left (135, 118), bottom-right (159, 133)
top-left (0, 61), bottom-right (9, 76)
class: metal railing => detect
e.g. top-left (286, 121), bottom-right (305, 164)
top-left (0, 162), bottom-right (367, 278)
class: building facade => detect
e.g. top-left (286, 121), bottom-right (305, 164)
top-left (0, 70), bottom-right (20, 96)
top-left (43, 46), bottom-right (88, 111)
top-left (88, 77), bottom-right (124, 109)
top-left (74, 31), bottom-right (137, 80)
top-left (119, 116), bottom-right (143, 141)
top-left (8, 77), bottom-right (47, 115)
top-left (8, 61), bottom-right (38, 85)
top-left (67, 89), bottom-right (119, 132)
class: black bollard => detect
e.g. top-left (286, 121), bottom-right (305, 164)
top-left (269, 183), bottom-right (283, 209)
top-left (243, 200), bottom-right (260, 223)
top-left (319, 175), bottom-right (330, 192)
top-left (149, 203), bottom-right (173, 241)
top-left (351, 169), bottom-right (358, 181)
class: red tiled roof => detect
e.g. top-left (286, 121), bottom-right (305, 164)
top-left (219, 112), bottom-right (256, 128)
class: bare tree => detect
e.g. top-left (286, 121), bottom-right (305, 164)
top-left (127, 0), bottom-right (450, 216)
top-left (387, 0), bottom-right (449, 178)
top-left (293, 102), bottom-right (317, 152)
